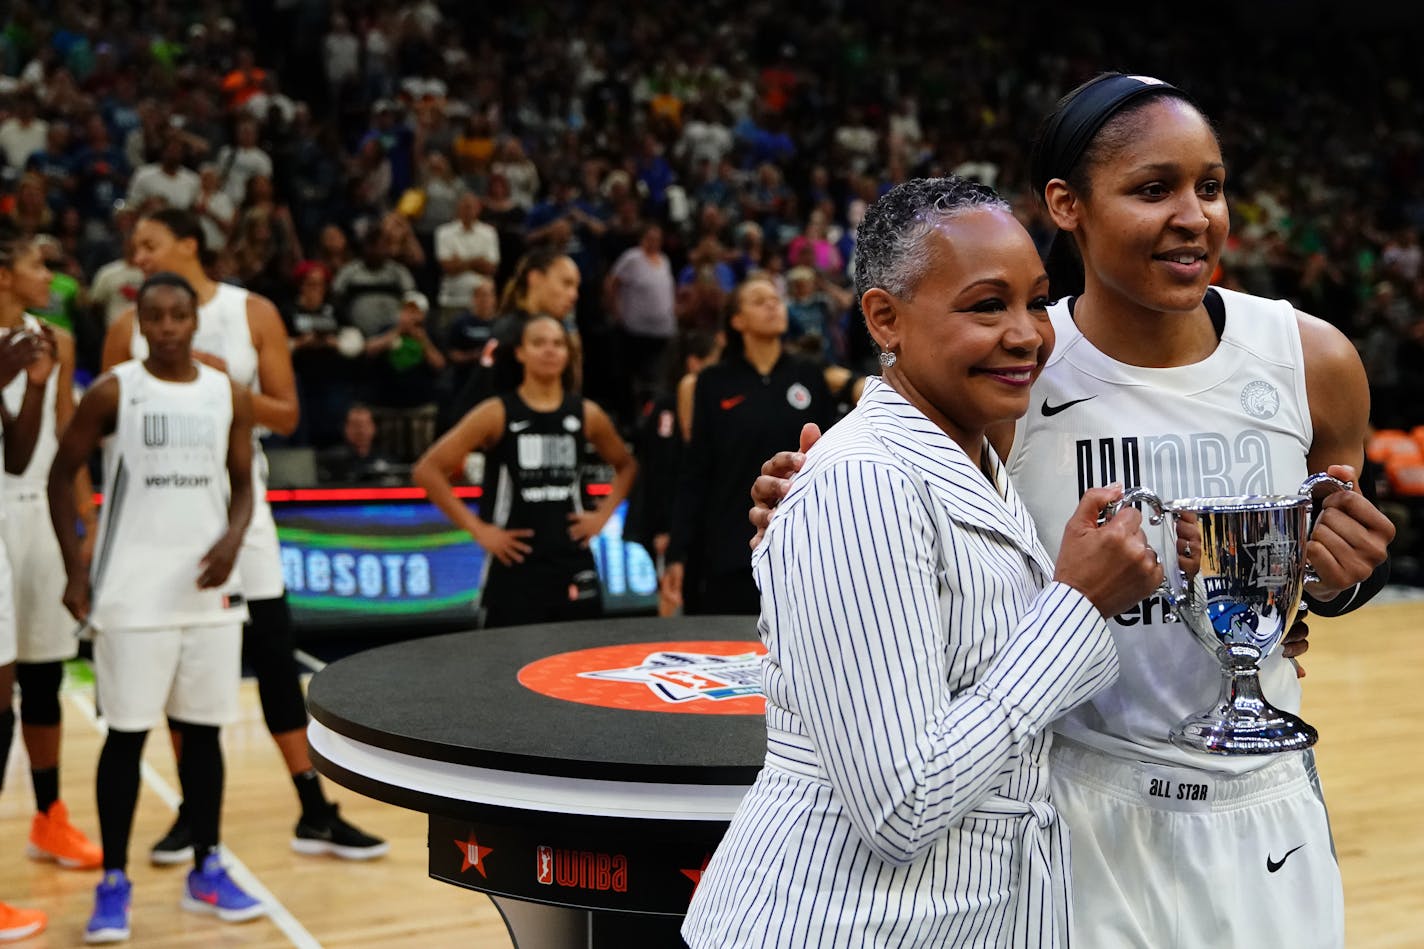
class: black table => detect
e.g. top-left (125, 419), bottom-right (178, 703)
top-left (307, 616), bottom-right (766, 947)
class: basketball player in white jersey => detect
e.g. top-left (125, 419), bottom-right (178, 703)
top-left (100, 209), bottom-right (387, 861)
top-left (751, 78), bottom-right (1393, 947)
top-left (0, 220), bottom-right (104, 876)
top-left (51, 272), bottom-right (263, 942)
top-left (0, 223), bottom-right (57, 942)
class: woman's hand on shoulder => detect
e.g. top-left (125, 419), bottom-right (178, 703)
top-left (748, 422), bottom-right (821, 547)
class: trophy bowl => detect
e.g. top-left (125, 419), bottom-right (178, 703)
top-left (1108, 473), bottom-right (1349, 756)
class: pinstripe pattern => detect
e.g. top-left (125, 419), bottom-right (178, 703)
top-left (683, 378), bottom-right (1118, 948)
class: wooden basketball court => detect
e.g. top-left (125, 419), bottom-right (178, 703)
top-left (2, 596), bottom-right (1421, 947)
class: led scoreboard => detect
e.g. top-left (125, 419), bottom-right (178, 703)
top-left (268, 485), bottom-right (659, 635)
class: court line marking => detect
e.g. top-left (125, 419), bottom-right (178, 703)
top-left (294, 649), bottom-right (327, 673)
top-left (66, 688), bottom-right (324, 949)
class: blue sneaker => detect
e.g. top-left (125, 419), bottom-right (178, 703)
top-left (181, 854), bottom-right (265, 923)
top-left (85, 870), bottom-right (131, 944)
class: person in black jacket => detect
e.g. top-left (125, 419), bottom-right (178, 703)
top-left (664, 277), bottom-right (835, 615)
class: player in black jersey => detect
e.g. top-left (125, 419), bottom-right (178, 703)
top-left (414, 315), bottom-right (637, 627)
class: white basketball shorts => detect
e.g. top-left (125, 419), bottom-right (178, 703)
top-left (93, 622), bottom-right (242, 732)
top-left (1050, 735), bottom-right (1344, 948)
top-left (0, 535), bottom-right (15, 666)
top-left (2, 488), bottom-right (79, 662)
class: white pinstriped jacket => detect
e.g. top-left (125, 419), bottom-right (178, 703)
top-left (683, 377), bottom-right (1119, 948)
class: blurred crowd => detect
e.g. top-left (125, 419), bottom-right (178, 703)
top-left (1, 2), bottom-right (1421, 499)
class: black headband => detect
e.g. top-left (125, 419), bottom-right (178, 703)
top-left (137, 270), bottom-right (198, 303)
top-left (1030, 73), bottom-right (1185, 198)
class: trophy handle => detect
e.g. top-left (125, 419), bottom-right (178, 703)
top-left (1103, 486), bottom-right (1167, 523)
top-left (1101, 487), bottom-right (1180, 618)
top-left (1298, 473), bottom-right (1353, 585)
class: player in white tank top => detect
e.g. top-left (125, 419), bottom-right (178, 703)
top-left (1011, 74), bottom-right (1392, 948)
top-left (104, 209), bottom-right (387, 862)
top-left (53, 272), bottom-right (264, 938)
top-left (0, 224), bottom-right (79, 938)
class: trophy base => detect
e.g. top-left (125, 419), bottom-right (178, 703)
top-left (1170, 707), bottom-right (1318, 756)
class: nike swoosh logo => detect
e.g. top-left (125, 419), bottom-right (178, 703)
top-left (1267, 843), bottom-right (1305, 873)
top-left (720, 395), bottom-right (746, 411)
top-left (508, 421), bottom-right (532, 432)
top-left (1041, 396), bottom-right (1096, 417)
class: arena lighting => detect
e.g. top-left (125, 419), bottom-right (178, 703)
top-left (90, 484), bottom-right (613, 504)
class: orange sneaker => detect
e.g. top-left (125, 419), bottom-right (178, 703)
top-left (28, 800), bottom-right (103, 870)
top-left (0, 902), bottom-right (46, 942)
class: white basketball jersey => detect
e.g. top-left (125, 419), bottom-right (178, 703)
top-left (1, 315), bottom-right (58, 491)
top-left (89, 361), bottom-right (246, 631)
top-left (129, 282), bottom-right (283, 596)
top-left (1008, 287), bottom-right (1312, 774)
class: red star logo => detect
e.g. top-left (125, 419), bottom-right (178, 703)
top-left (454, 832), bottom-right (494, 878)
top-left (681, 853), bottom-right (712, 900)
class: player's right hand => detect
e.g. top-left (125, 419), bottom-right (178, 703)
top-left (1054, 485), bottom-right (1165, 619)
top-left (477, 525), bottom-right (534, 566)
top-left (748, 422), bottom-right (822, 548)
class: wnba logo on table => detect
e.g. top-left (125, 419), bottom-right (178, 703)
top-left (536, 846), bottom-right (553, 884)
top-left (535, 845), bottom-right (628, 892)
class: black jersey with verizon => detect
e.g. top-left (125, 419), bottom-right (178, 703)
top-left (669, 353), bottom-right (835, 578)
top-left (480, 391), bottom-right (593, 578)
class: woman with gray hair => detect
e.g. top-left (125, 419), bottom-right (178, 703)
top-left (682, 177), bottom-right (1177, 947)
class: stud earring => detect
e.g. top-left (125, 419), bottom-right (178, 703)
top-left (878, 350), bottom-right (897, 369)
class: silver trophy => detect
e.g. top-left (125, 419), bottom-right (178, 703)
top-left (1105, 473), bottom-right (1350, 756)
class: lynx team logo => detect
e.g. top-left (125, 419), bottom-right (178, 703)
top-left (1240, 380), bottom-right (1280, 420)
top-left (518, 641), bottom-right (767, 714)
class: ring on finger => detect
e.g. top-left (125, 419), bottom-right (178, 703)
top-left (1183, 544), bottom-right (1192, 558)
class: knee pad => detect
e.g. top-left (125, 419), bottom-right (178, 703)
top-left (242, 596), bottom-right (296, 670)
top-left (16, 661), bottom-right (63, 726)
top-left (245, 597), bottom-right (308, 735)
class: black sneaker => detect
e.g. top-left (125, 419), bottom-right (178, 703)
top-left (149, 810), bottom-right (194, 866)
top-left (291, 805), bottom-right (389, 861)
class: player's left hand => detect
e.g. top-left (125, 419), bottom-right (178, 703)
top-left (24, 323), bottom-right (57, 383)
top-left (567, 511), bottom-right (607, 546)
top-left (1304, 464), bottom-right (1394, 598)
top-left (62, 575), bottom-right (90, 623)
top-left (197, 532), bottom-right (243, 588)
